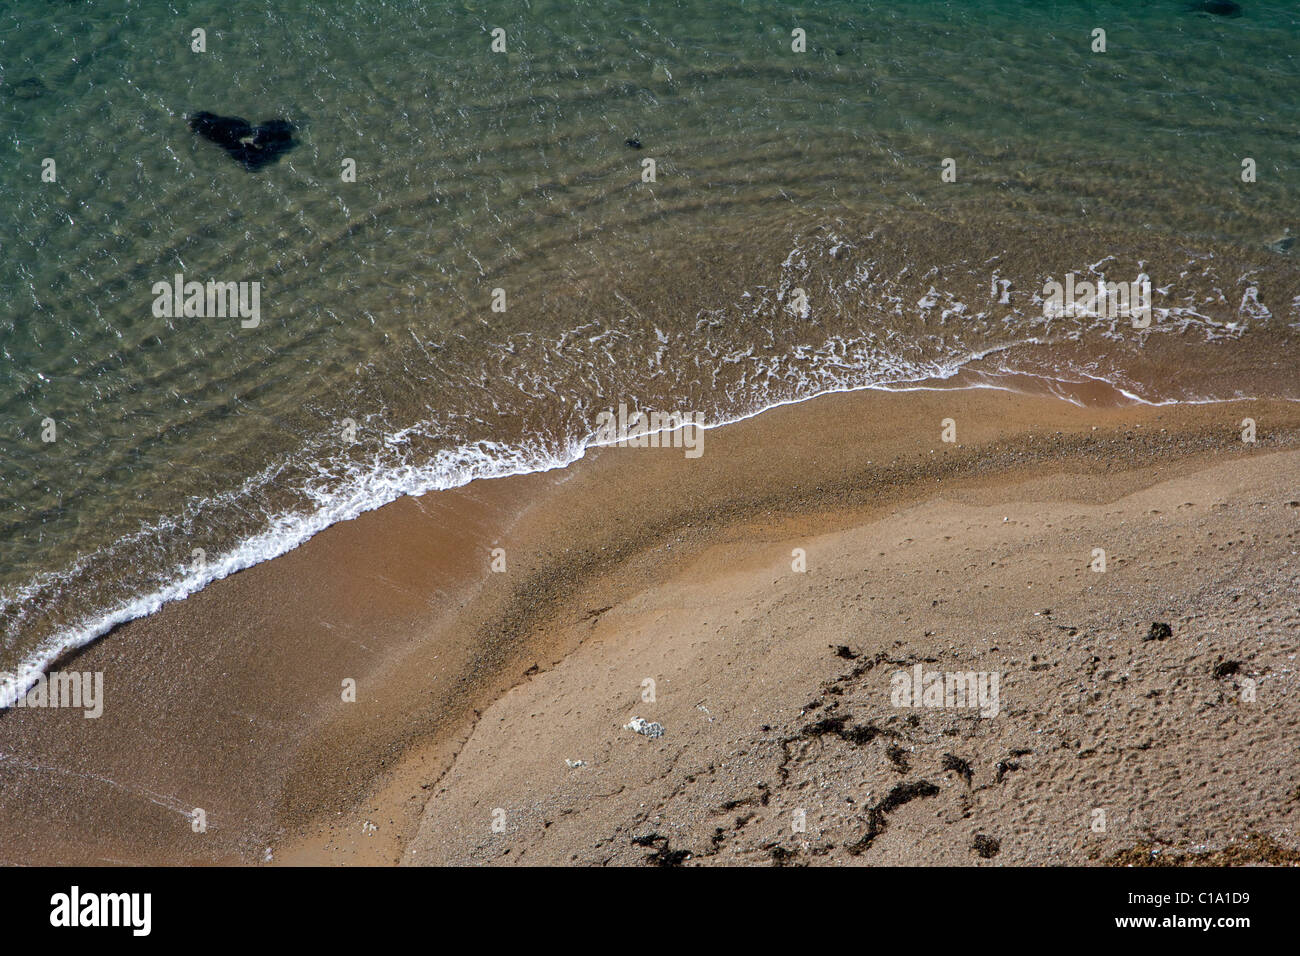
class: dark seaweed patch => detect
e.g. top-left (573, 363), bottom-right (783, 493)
top-left (1145, 622), bottom-right (1173, 642)
top-left (846, 781), bottom-right (940, 855)
top-left (189, 111), bottom-right (297, 170)
top-left (885, 744), bottom-right (910, 772)
top-left (1187, 1), bottom-right (1243, 17)
top-left (1212, 658), bottom-right (1242, 679)
top-left (942, 753), bottom-right (973, 785)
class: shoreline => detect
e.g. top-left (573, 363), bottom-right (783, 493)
top-left (8, 199), bottom-right (1300, 708)
top-left (0, 367), bottom-right (1163, 710)
top-left (2, 384), bottom-right (1298, 864)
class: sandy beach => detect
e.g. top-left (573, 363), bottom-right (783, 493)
top-left (2, 382), bottom-right (1297, 866)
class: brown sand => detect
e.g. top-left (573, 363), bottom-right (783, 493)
top-left (2, 383), bottom-right (1298, 865)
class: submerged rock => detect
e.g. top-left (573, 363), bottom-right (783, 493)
top-left (1265, 229), bottom-right (1293, 254)
top-left (8, 77), bottom-right (47, 100)
top-left (1187, 1), bottom-right (1244, 16)
top-left (188, 111), bottom-right (296, 170)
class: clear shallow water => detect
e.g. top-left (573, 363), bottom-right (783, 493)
top-left (1, 0), bottom-right (1298, 697)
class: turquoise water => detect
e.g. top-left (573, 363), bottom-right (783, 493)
top-left (1, 0), bottom-right (1298, 694)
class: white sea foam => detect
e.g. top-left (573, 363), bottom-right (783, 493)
top-left (0, 350), bottom-right (991, 710)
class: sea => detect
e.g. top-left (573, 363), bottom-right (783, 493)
top-left (1, 0), bottom-right (1297, 701)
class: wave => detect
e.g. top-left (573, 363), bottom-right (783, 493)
top-left (0, 338), bottom-right (1017, 709)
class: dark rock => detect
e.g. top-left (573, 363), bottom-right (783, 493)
top-left (188, 111), bottom-right (297, 170)
top-left (972, 834), bottom-right (1001, 858)
top-left (624, 137), bottom-right (642, 149)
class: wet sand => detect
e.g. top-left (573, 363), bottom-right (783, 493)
top-left (2, 383), bottom-right (1298, 865)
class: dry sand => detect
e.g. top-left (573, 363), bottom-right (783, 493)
top-left (410, 441), bottom-right (1300, 865)
top-left (2, 383), bottom-right (1298, 866)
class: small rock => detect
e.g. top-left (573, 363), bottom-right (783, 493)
top-left (624, 716), bottom-right (665, 739)
top-left (1266, 231), bottom-right (1293, 255)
